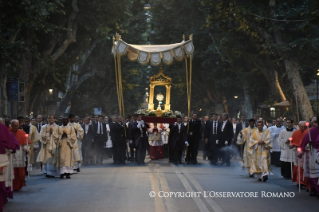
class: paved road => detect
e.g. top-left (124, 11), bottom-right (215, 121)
top-left (4, 152), bottom-right (318, 212)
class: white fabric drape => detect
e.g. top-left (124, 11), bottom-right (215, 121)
top-left (112, 39), bottom-right (194, 66)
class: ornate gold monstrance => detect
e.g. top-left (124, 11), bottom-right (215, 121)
top-left (112, 34), bottom-right (194, 117)
top-left (148, 66), bottom-right (171, 112)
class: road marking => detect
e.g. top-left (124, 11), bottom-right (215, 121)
top-left (149, 164), bottom-right (166, 212)
top-left (179, 165), bottom-right (224, 212)
top-left (171, 164), bottom-right (210, 212)
top-left (154, 164), bottom-right (178, 212)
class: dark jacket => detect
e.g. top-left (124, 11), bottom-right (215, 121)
top-left (81, 124), bottom-right (95, 142)
top-left (219, 120), bottom-right (234, 145)
top-left (131, 121), bottom-right (149, 146)
top-left (93, 121), bottom-right (107, 140)
top-left (188, 119), bottom-right (202, 141)
top-left (169, 123), bottom-right (188, 150)
top-left (109, 122), bottom-right (126, 144)
top-left (204, 120), bottom-right (221, 141)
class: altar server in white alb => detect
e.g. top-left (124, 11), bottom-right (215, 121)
top-left (162, 123), bottom-right (170, 158)
top-left (278, 119), bottom-right (296, 179)
top-left (23, 117), bottom-right (41, 172)
top-left (237, 119), bottom-right (256, 175)
top-left (250, 121), bottom-right (272, 182)
top-left (54, 117), bottom-right (77, 179)
top-left (68, 114), bottom-right (84, 172)
top-left (268, 118), bottom-right (285, 167)
top-left (37, 115), bottom-right (59, 178)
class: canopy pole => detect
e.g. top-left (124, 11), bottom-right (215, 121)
top-left (185, 56), bottom-right (190, 118)
top-left (114, 34), bottom-right (124, 116)
top-left (114, 55), bottom-right (121, 116)
top-left (189, 55), bottom-right (193, 117)
top-left (188, 34), bottom-right (193, 118)
top-left (117, 54), bottom-right (125, 117)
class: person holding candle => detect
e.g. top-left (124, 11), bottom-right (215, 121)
top-left (299, 117), bottom-right (319, 197)
top-left (291, 121), bottom-right (308, 189)
top-left (278, 119), bottom-right (296, 179)
top-left (0, 121), bottom-right (19, 211)
top-left (9, 120), bottom-right (31, 191)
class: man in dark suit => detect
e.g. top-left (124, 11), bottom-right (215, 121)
top-left (186, 113), bottom-right (202, 164)
top-left (81, 116), bottom-right (95, 165)
top-left (126, 115), bottom-right (136, 162)
top-left (35, 115), bottom-right (44, 133)
top-left (219, 113), bottom-right (234, 166)
top-left (93, 115), bottom-right (107, 165)
top-left (235, 115), bottom-right (249, 159)
top-left (110, 116), bottom-right (127, 164)
top-left (169, 116), bottom-right (188, 165)
top-left (131, 115), bottom-right (149, 164)
top-left (204, 113), bottom-right (221, 164)
top-left (202, 115), bottom-right (210, 160)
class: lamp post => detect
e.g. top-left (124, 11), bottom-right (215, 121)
top-left (144, 1), bottom-right (151, 10)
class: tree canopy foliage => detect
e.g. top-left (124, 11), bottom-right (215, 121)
top-left (1, 0), bottom-right (319, 120)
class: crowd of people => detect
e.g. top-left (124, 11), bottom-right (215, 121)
top-left (1, 112), bottom-right (319, 211)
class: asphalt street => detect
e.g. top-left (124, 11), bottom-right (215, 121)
top-left (3, 152), bottom-right (318, 212)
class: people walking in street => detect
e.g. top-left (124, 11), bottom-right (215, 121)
top-left (249, 121), bottom-right (272, 182)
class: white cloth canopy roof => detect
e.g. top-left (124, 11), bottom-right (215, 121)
top-left (273, 100), bottom-right (290, 107)
top-left (112, 39), bottom-right (194, 66)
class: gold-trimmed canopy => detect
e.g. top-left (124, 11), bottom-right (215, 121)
top-left (112, 39), bottom-right (194, 66)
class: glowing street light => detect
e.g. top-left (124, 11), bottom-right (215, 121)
top-left (144, 1), bottom-right (151, 10)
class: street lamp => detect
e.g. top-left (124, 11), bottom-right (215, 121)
top-left (146, 36), bottom-right (151, 45)
top-left (144, 1), bottom-right (151, 10)
top-left (49, 89), bottom-right (53, 94)
top-left (234, 96), bottom-right (238, 99)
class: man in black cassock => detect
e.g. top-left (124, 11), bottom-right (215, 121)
top-left (131, 115), bottom-right (149, 164)
top-left (219, 113), bottom-right (234, 166)
top-left (169, 116), bottom-right (188, 165)
top-left (186, 113), bottom-right (202, 164)
top-left (110, 116), bottom-right (127, 164)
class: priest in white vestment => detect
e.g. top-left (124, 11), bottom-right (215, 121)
top-left (54, 117), bottom-right (77, 179)
top-left (250, 121), bottom-right (272, 182)
top-left (237, 119), bottom-right (256, 175)
top-left (268, 118), bottom-right (285, 166)
top-left (68, 114), bottom-right (84, 172)
top-left (37, 115), bottom-right (60, 177)
top-left (278, 119), bottom-right (296, 179)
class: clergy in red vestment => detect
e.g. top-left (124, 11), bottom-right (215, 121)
top-left (291, 121), bottom-right (308, 188)
top-left (299, 118), bottom-right (319, 197)
top-left (9, 120), bottom-right (30, 191)
top-left (0, 121), bottom-right (19, 211)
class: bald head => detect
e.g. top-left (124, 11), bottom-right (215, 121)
top-left (11, 119), bottom-right (19, 132)
top-left (299, 121), bottom-right (306, 133)
top-left (0, 118), bottom-right (4, 124)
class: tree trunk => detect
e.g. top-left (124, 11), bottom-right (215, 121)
top-left (284, 59), bottom-right (313, 120)
top-left (253, 58), bottom-right (286, 102)
top-left (243, 84), bottom-right (253, 119)
top-left (19, 30), bottom-right (33, 117)
top-left (221, 92), bottom-right (229, 113)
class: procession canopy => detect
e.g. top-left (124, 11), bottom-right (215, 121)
top-left (112, 36), bottom-right (194, 66)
